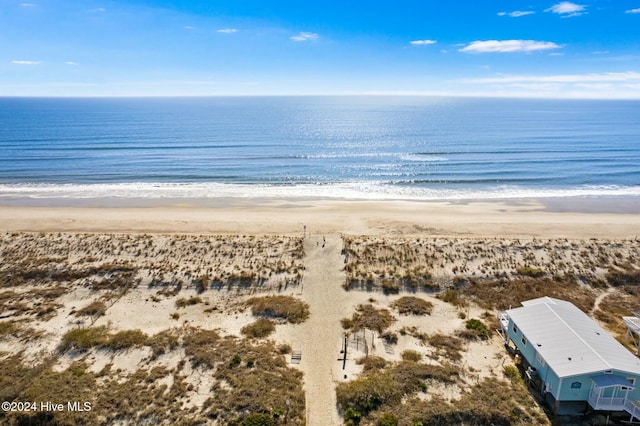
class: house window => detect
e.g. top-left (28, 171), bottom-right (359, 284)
top-left (513, 324), bottom-right (518, 334)
top-left (628, 378), bottom-right (636, 386)
top-left (521, 336), bottom-right (527, 346)
top-left (571, 381), bottom-right (582, 389)
top-left (536, 352), bottom-right (546, 367)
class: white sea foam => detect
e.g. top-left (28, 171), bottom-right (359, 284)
top-left (1, 182), bottom-right (640, 201)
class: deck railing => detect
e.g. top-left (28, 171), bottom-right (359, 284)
top-left (624, 399), bottom-right (640, 422)
top-left (588, 391), bottom-right (626, 411)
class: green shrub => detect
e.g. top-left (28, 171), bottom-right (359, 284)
top-left (344, 407), bottom-right (362, 425)
top-left (378, 413), bottom-right (399, 426)
top-left (241, 413), bottom-right (274, 426)
top-left (516, 266), bottom-right (545, 278)
top-left (464, 318), bottom-right (491, 340)
top-left (230, 354), bottom-right (242, 368)
top-left (503, 365), bottom-right (522, 383)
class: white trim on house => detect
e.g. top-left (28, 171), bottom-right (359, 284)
top-left (506, 297), bottom-right (640, 379)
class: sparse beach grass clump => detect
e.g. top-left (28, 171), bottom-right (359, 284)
top-left (0, 233), bottom-right (305, 302)
top-left (341, 236), bottom-right (640, 302)
top-left (175, 296), bottom-right (203, 308)
top-left (391, 296), bottom-right (433, 315)
top-left (59, 326), bottom-right (148, 352)
top-left (245, 295), bottom-right (310, 324)
top-left (74, 300), bottom-right (107, 317)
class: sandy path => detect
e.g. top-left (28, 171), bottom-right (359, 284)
top-left (290, 233), bottom-right (349, 426)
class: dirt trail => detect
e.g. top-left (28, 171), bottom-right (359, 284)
top-left (290, 234), bottom-right (349, 426)
top-left (591, 287), bottom-right (615, 315)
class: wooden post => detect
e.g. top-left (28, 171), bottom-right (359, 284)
top-left (343, 334), bottom-right (347, 370)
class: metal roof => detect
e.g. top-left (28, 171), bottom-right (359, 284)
top-left (506, 297), bottom-right (640, 378)
top-left (591, 374), bottom-right (635, 388)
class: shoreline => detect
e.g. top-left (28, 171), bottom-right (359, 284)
top-left (1, 196), bottom-right (639, 238)
top-left (1, 193), bottom-right (639, 214)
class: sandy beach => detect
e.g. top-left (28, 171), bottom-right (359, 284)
top-left (1, 197), bottom-right (640, 425)
top-left (1, 197), bottom-right (639, 237)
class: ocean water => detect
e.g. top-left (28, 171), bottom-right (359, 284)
top-left (0, 96), bottom-right (639, 201)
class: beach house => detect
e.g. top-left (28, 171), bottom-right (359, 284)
top-left (499, 296), bottom-right (640, 418)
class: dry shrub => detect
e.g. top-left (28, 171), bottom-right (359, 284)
top-left (393, 378), bottom-right (548, 425)
top-left (461, 277), bottom-right (595, 312)
top-left (147, 329), bottom-right (180, 358)
top-left (400, 350), bottom-right (422, 362)
top-left (175, 296), bottom-right (203, 308)
top-left (59, 327), bottom-right (148, 352)
top-left (437, 288), bottom-right (465, 307)
top-left (427, 333), bottom-right (465, 362)
top-left (336, 373), bottom-right (403, 421)
top-left (104, 329), bottom-right (148, 350)
top-left (606, 266), bottom-right (640, 287)
top-left (6, 361), bottom-right (98, 425)
top-left (391, 296), bottom-right (433, 315)
top-left (356, 356), bottom-right (387, 371)
top-left (182, 328), bottom-right (221, 368)
top-left (343, 304), bottom-right (396, 333)
top-left (337, 360), bottom-right (462, 423)
top-left (0, 321), bottom-right (19, 336)
top-left (241, 318), bottom-right (276, 339)
top-left (59, 326), bottom-right (110, 351)
top-left (246, 295), bottom-right (309, 324)
top-left (594, 290), bottom-right (640, 339)
top-left (74, 300), bottom-right (107, 317)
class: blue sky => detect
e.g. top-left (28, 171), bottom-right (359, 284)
top-left (1, 0), bottom-right (640, 97)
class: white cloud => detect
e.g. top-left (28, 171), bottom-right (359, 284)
top-left (498, 10), bottom-right (535, 17)
top-left (184, 26), bottom-right (195, 30)
top-left (11, 60), bottom-right (41, 65)
top-left (217, 28), bottom-right (238, 34)
top-left (64, 61), bottom-right (78, 65)
top-left (464, 72), bottom-right (640, 84)
top-left (625, 8), bottom-right (640, 14)
top-left (290, 32), bottom-right (319, 42)
top-left (93, 7), bottom-right (106, 13)
top-left (20, 3), bottom-right (36, 7)
top-left (410, 39), bottom-right (436, 46)
top-left (459, 40), bottom-right (561, 53)
top-left (545, 2), bottom-right (586, 17)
